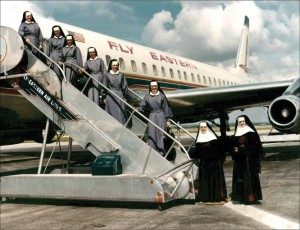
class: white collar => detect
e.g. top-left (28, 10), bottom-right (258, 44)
top-left (54, 36), bottom-right (63, 39)
top-left (150, 91), bottom-right (160, 96)
top-left (89, 56), bottom-right (98, 61)
top-left (25, 21), bottom-right (34, 24)
top-left (196, 129), bottom-right (217, 143)
top-left (66, 45), bottom-right (74, 48)
top-left (110, 70), bottom-right (119, 74)
top-left (235, 125), bottom-right (254, 136)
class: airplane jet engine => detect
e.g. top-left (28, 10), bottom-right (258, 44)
top-left (268, 78), bottom-right (300, 134)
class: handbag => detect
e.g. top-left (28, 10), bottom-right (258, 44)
top-left (74, 75), bottom-right (89, 90)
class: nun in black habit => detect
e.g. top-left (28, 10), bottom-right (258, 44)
top-left (46, 25), bottom-right (65, 80)
top-left (138, 81), bottom-right (173, 156)
top-left (18, 11), bottom-right (43, 56)
top-left (194, 121), bottom-right (227, 203)
top-left (59, 34), bottom-right (83, 84)
top-left (80, 47), bottom-right (107, 107)
top-left (231, 115), bottom-right (263, 205)
top-left (103, 59), bottom-right (128, 124)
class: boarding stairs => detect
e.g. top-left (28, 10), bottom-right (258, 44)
top-left (0, 26), bottom-right (197, 205)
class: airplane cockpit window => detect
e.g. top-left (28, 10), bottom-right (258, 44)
top-left (105, 55), bottom-right (111, 67)
top-left (161, 67), bottom-right (166, 77)
top-left (208, 77), bottom-right (212, 85)
top-left (203, 76), bottom-right (207, 84)
top-left (223, 80), bottom-right (226, 86)
top-left (170, 68), bottom-right (174, 78)
top-left (197, 74), bottom-right (201, 83)
top-left (177, 70), bottom-right (181, 80)
top-left (184, 71), bottom-right (187, 81)
top-left (213, 78), bottom-right (217, 86)
top-left (142, 62), bottom-right (147, 74)
top-left (119, 58), bottom-right (125, 70)
top-left (191, 73), bottom-right (195, 82)
top-left (218, 79), bottom-right (221, 86)
top-left (153, 65), bottom-right (158, 75)
top-left (131, 60), bottom-right (137, 72)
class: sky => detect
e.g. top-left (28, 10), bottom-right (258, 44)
top-left (1, 0), bottom-right (299, 123)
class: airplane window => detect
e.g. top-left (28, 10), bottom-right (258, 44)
top-left (153, 65), bottom-right (158, 75)
top-left (161, 67), bottom-right (166, 77)
top-left (119, 58), bottom-right (125, 70)
top-left (213, 78), bottom-right (216, 86)
top-left (131, 60), bottom-right (137, 72)
top-left (177, 70), bottom-right (181, 80)
top-left (197, 74), bottom-right (201, 83)
top-left (227, 80), bottom-right (229, 85)
top-left (170, 68), bottom-right (174, 78)
top-left (191, 73), bottom-right (195, 82)
top-left (209, 77), bottom-right (212, 85)
top-left (203, 76), bottom-right (207, 84)
top-left (218, 79), bottom-right (221, 86)
top-left (223, 80), bottom-right (226, 86)
top-left (184, 71), bottom-right (187, 81)
top-left (142, 62), bottom-right (147, 74)
top-left (105, 55), bottom-right (111, 67)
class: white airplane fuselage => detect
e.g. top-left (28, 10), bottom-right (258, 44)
top-left (0, 15), bottom-right (251, 145)
top-left (27, 16), bottom-right (251, 90)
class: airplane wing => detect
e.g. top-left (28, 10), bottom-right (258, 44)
top-left (165, 79), bottom-right (293, 123)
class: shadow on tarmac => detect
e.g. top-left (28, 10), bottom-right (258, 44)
top-left (3, 197), bottom-right (195, 211)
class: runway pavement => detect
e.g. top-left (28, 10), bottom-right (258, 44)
top-left (0, 140), bottom-right (299, 230)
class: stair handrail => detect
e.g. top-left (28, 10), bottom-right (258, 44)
top-left (126, 89), bottom-right (197, 153)
top-left (28, 43), bottom-right (67, 84)
top-left (60, 62), bottom-right (196, 199)
top-left (64, 62), bottom-right (191, 161)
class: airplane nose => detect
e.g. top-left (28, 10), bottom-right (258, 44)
top-left (0, 26), bottom-right (25, 73)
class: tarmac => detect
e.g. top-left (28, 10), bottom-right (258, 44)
top-left (0, 138), bottom-right (299, 230)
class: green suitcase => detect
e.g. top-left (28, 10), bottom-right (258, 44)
top-left (91, 154), bottom-right (122, 175)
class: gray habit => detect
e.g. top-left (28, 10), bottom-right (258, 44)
top-left (138, 92), bottom-right (173, 155)
top-left (18, 22), bottom-right (43, 48)
top-left (104, 72), bottom-right (128, 125)
top-left (61, 46), bottom-right (83, 83)
top-left (46, 36), bottom-right (65, 79)
top-left (84, 58), bottom-right (107, 105)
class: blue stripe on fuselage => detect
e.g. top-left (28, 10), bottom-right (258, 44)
top-left (126, 76), bottom-right (196, 91)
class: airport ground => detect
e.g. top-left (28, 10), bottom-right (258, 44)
top-left (0, 133), bottom-right (299, 230)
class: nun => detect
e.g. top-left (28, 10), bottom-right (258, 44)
top-left (46, 25), bottom-right (65, 80)
top-left (138, 81), bottom-right (173, 156)
top-left (103, 59), bottom-right (128, 124)
top-left (80, 47), bottom-right (107, 107)
top-left (18, 11), bottom-right (43, 55)
top-left (194, 121), bottom-right (227, 203)
top-left (59, 34), bottom-right (83, 84)
top-left (231, 115), bottom-right (263, 205)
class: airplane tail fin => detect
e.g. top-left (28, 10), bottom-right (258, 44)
top-left (233, 16), bottom-right (249, 76)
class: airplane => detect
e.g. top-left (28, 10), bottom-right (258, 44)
top-left (0, 14), bottom-right (299, 146)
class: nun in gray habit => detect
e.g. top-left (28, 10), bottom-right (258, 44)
top-left (46, 25), bottom-right (65, 80)
top-left (138, 81), bottom-right (173, 156)
top-left (59, 34), bottom-right (83, 84)
top-left (18, 11), bottom-right (43, 55)
top-left (103, 59), bottom-right (128, 124)
top-left (81, 47), bottom-right (107, 106)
